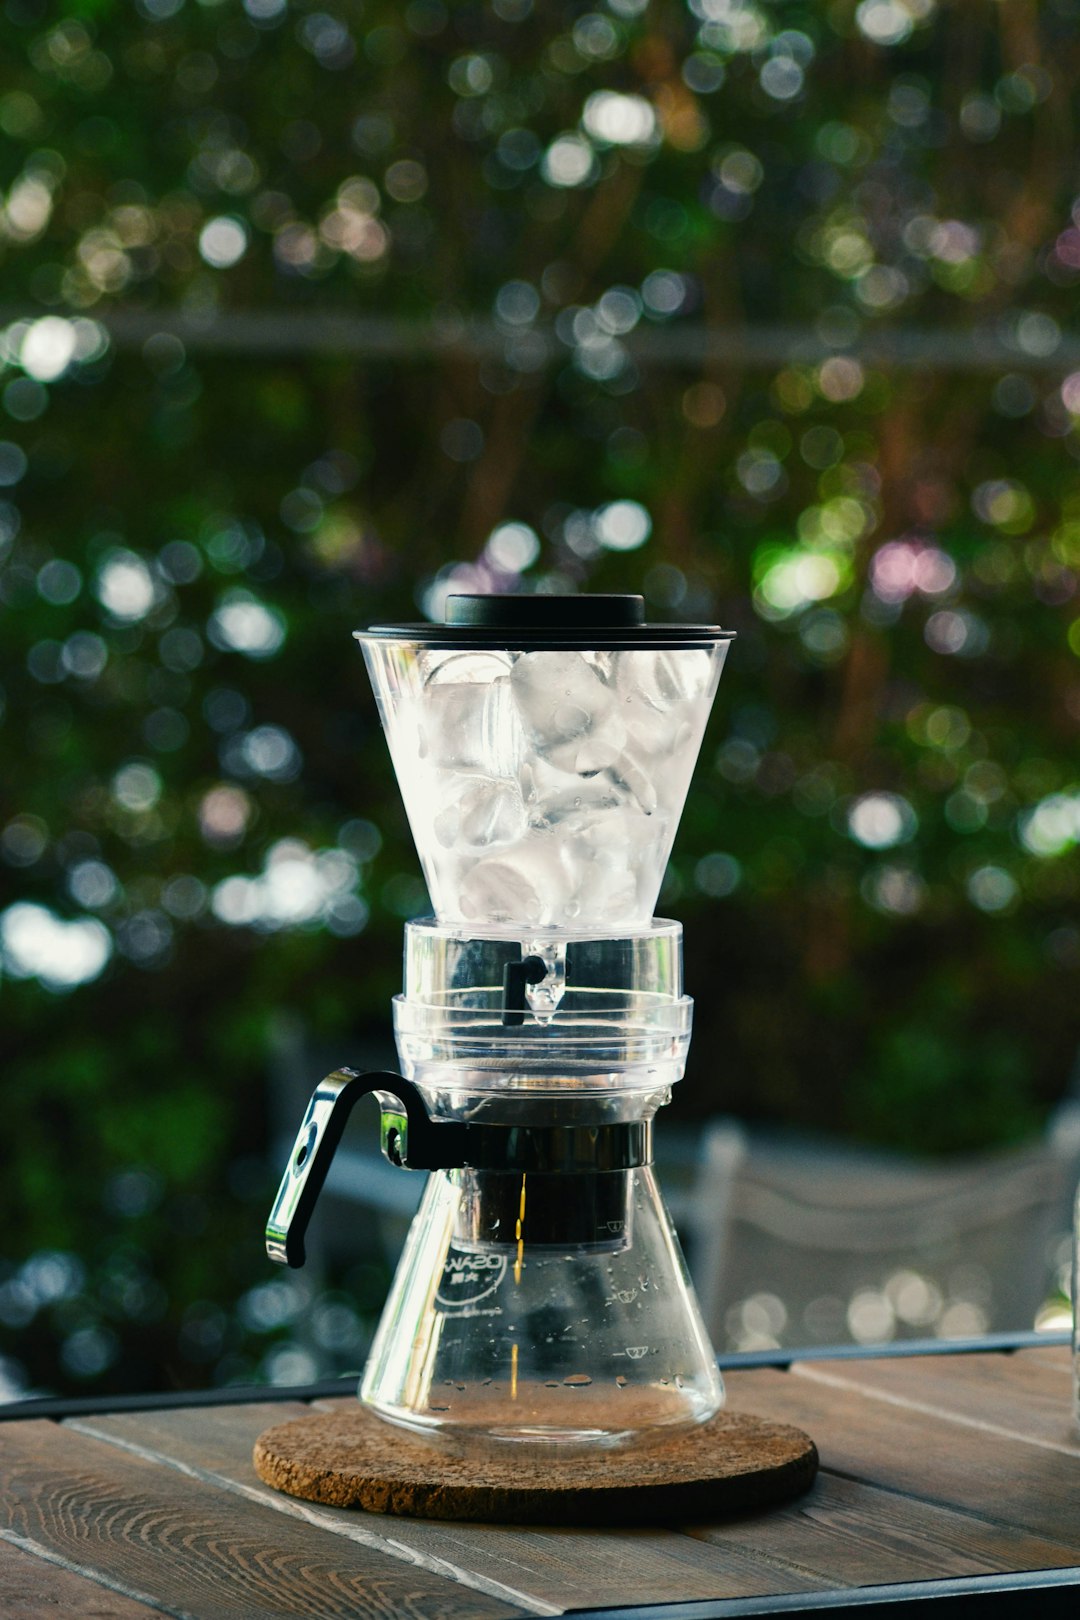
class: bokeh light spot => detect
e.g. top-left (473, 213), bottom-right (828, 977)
top-left (593, 500), bottom-right (651, 551)
top-left (96, 550), bottom-right (156, 622)
top-left (198, 216), bottom-right (249, 269)
top-left (1, 902), bottom-right (112, 990)
top-left (21, 317), bottom-right (77, 382)
top-left (485, 521), bottom-right (540, 573)
top-left (582, 91), bottom-right (657, 147)
top-left (207, 590), bottom-right (286, 658)
top-left (541, 134), bottom-right (597, 188)
top-left (847, 792), bottom-right (917, 850)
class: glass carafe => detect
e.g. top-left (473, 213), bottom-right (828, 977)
top-left (362, 1151), bottom-right (722, 1446)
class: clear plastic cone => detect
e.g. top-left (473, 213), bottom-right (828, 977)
top-left (358, 616), bottom-right (729, 934)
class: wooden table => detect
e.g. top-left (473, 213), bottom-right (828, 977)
top-left (1, 1334), bottom-right (1078, 1618)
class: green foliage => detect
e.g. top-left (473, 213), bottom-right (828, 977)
top-left (1, 0), bottom-right (1079, 1393)
top-left (857, 1019), bottom-right (1038, 1154)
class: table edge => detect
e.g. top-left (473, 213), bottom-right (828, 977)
top-left (566, 1563), bottom-right (1080, 1619)
top-left (0, 1328), bottom-right (1070, 1424)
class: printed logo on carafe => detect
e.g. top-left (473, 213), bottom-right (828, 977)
top-left (435, 1248), bottom-right (507, 1314)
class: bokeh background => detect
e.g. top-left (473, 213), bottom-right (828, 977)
top-left (2, 0), bottom-right (1079, 1401)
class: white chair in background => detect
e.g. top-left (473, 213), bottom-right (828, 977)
top-left (682, 1099), bottom-right (1080, 1349)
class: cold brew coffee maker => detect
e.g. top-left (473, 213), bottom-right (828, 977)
top-left (266, 593), bottom-right (733, 1449)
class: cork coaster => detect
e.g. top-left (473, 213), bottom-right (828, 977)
top-left (253, 1405), bottom-right (818, 1525)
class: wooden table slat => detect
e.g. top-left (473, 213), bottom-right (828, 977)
top-left (0, 1419), bottom-right (524, 1620)
top-left (0, 1533), bottom-right (163, 1617)
top-left (70, 1403), bottom-right (835, 1612)
top-left (792, 1349), bottom-right (1080, 1456)
top-left (687, 1467), bottom-right (1080, 1589)
top-left (725, 1366), bottom-right (1080, 1557)
top-left (1013, 1343), bottom-right (1073, 1372)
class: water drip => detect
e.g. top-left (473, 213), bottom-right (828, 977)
top-left (522, 938), bottom-right (567, 1024)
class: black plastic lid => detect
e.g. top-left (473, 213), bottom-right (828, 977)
top-left (356, 592), bottom-right (733, 650)
top-left (446, 594), bottom-right (645, 629)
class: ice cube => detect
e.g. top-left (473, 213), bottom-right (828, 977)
top-left (510, 651), bottom-right (626, 774)
top-left (457, 839), bottom-right (570, 928)
top-left (609, 748), bottom-right (658, 816)
top-left (615, 648), bottom-right (713, 710)
top-left (567, 858), bottom-right (639, 925)
top-left (561, 811), bottom-right (653, 925)
top-left (419, 677), bottom-right (522, 777)
top-left (621, 699), bottom-right (670, 759)
top-left (518, 755), bottom-right (581, 813)
top-left (433, 778), bottom-right (526, 850)
top-left (423, 650), bottom-right (512, 686)
top-left (526, 778), bottom-right (629, 834)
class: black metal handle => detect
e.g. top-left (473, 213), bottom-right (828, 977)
top-left (265, 1068), bottom-right (466, 1268)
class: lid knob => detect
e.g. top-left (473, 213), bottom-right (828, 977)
top-left (445, 594), bottom-right (646, 630)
